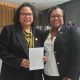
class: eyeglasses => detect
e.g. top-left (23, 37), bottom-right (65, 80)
top-left (50, 15), bottom-right (63, 19)
top-left (20, 13), bottom-right (33, 17)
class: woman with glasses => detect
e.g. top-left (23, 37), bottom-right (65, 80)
top-left (43, 6), bottom-right (80, 80)
top-left (0, 2), bottom-right (44, 80)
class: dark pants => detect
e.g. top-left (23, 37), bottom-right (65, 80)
top-left (44, 74), bottom-right (62, 80)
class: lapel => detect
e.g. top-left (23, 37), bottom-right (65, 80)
top-left (54, 26), bottom-right (66, 45)
top-left (32, 28), bottom-right (39, 47)
top-left (16, 27), bottom-right (41, 57)
top-left (16, 27), bottom-right (29, 57)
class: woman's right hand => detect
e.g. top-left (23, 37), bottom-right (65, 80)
top-left (20, 59), bottom-right (30, 68)
top-left (43, 56), bottom-right (48, 62)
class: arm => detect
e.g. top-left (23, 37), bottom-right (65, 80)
top-left (66, 26), bottom-right (80, 80)
top-left (0, 26), bottom-right (23, 69)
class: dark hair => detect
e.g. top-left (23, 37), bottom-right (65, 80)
top-left (48, 6), bottom-right (66, 25)
top-left (14, 2), bottom-right (38, 27)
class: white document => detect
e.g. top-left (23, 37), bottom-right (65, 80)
top-left (29, 47), bottom-right (44, 70)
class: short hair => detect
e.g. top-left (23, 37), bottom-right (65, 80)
top-left (14, 2), bottom-right (38, 27)
top-left (48, 6), bottom-right (66, 25)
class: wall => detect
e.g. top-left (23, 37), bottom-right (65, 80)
top-left (60, 0), bottom-right (80, 26)
top-left (0, 2), bottom-right (17, 27)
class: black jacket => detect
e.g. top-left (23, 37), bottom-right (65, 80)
top-left (0, 25), bottom-right (43, 80)
top-left (43, 25), bottom-right (80, 80)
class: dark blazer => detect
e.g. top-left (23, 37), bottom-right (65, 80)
top-left (0, 25), bottom-right (43, 80)
top-left (43, 25), bottom-right (80, 80)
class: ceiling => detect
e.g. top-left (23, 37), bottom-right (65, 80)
top-left (1, 0), bottom-right (70, 11)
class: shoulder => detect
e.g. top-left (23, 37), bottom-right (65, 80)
top-left (0, 25), bottom-right (15, 37)
top-left (1, 25), bottom-right (15, 32)
top-left (33, 27), bottom-right (43, 32)
top-left (62, 25), bottom-right (77, 32)
top-left (0, 25), bottom-right (15, 42)
top-left (64, 25), bottom-right (80, 39)
top-left (32, 27), bottom-right (44, 36)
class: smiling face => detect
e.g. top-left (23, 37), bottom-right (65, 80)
top-left (19, 6), bottom-right (33, 27)
top-left (50, 8), bottom-right (64, 29)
